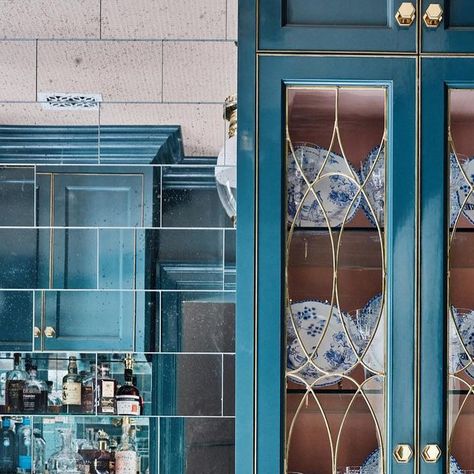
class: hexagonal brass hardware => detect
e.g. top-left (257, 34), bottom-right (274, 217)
top-left (393, 444), bottom-right (413, 463)
top-left (395, 2), bottom-right (416, 27)
top-left (34, 326), bottom-right (41, 338)
top-left (422, 444), bottom-right (442, 463)
top-left (44, 326), bottom-right (56, 338)
top-left (423, 4), bottom-right (444, 28)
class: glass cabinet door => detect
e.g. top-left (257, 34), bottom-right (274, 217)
top-left (256, 55), bottom-right (416, 473)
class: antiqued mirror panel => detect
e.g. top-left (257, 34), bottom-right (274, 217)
top-left (286, 86), bottom-right (387, 474)
top-left (448, 89), bottom-right (474, 472)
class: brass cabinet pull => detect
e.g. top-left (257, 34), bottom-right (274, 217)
top-left (422, 444), bottom-right (442, 463)
top-left (44, 326), bottom-right (56, 338)
top-left (395, 2), bottom-right (416, 27)
top-left (423, 4), bottom-right (444, 28)
top-left (393, 444), bottom-right (413, 463)
top-left (34, 327), bottom-right (41, 338)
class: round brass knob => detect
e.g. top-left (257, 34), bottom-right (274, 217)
top-left (393, 444), bottom-right (413, 463)
top-left (395, 2), bottom-right (416, 27)
top-left (34, 327), bottom-right (41, 338)
top-left (423, 4), bottom-right (443, 28)
top-left (422, 444), bottom-right (441, 463)
top-left (44, 326), bottom-right (56, 338)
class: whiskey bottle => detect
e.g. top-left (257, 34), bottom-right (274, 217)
top-left (22, 365), bottom-right (48, 414)
top-left (81, 362), bottom-right (96, 415)
top-left (97, 363), bottom-right (117, 415)
top-left (93, 430), bottom-right (111, 474)
top-left (79, 428), bottom-right (97, 474)
top-left (108, 438), bottom-right (118, 474)
top-left (115, 356), bottom-right (141, 416)
top-left (46, 381), bottom-right (62, 414)
top-left (115, 419), bottom-right (137, 474)
top-left (62, 356), bottom-right (83, 414)
top-left (5, 353), bottom-right (28, 413)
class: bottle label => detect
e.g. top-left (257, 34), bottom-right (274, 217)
top-left (115, 451), bottom-right (137, 474)
top-left (116, 395), bottom-right (141, 415)
top-left (102, 380), bottom-right (115, 398)
top-left (99, 380), bottom-right (116, 413)
top-left (5, 380), bottom-right (25, 412)
top-left (63, 381), bottom-right (81, 405)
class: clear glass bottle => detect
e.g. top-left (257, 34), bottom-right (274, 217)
top-left (81, 363), bottom-right (96, 415)
top-left (78, 428), bottom-right (97, 474)
top-left (0, 418), bottom-right (15, 473)
top-left (97, 364), bottom-right (116, 415)
top-left (5, 353), bottom-right (28, 413)
top-left (17, 418), bottom-right (32, 473)
top-left (46, 381), bottom-right (62, 414)
top-left (22, 366), bottom-right (48, 414)
top-left (115, 356), bottom-right (141, 416)
top-left (32, 429), bottom-right (46, 474)
top-left (47, 428), bottom-right (85, 473)
top-left (62, 357), bottom-right (83, 414)
top-left (93, 431), bottom-right (111, 474)
top-left (115, 419), bottom-right (137, 474)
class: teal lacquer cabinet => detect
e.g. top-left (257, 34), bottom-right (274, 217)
top-left (237, 1), bottom-right (474, 473)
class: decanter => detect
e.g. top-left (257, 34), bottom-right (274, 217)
top-left (47, 428), bottom-right (85, 473)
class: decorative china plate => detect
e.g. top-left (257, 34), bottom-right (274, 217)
top-left (359, 146), bottom-right (385, 226)
top-left (287, 144), bottom-right (361, 228)
top-left (344, 294), bottom-right (385, 374)
top-left (287, 300), bottom-right (357, 387)
top-left (455, 156), bottom-right (474, 225)
top-left (450, 306), bottom-right (474, 378)
top-left (450, 153), bottom-right (466, 226)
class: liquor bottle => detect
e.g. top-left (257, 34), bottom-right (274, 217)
top-left (62, 356), bottom-right (83, 414)
top-left (16, 418), bottom-right (32, 473)
top-left (5, 353), bottom-right (28, 413)
top-left (0, 418), bottom-right (15, 473)
top-left (115, 419), bottom-right (137, 474)
top-left (108, 438), bottom-right (118, 474)
top-left (97, 364), bottom-right (117, 415)
top-left (46, 382), bottom-right (62, 414)
top-left (22, 366), bottom-right (48, 414)
top-left (93, 431), bottom-right (111, 474)
top-left (32, 429), bottom-right (46, 474)
top-left (81, 363), bottom-right (96, 415)
top-left (116, 356), bottom-right (141, 416)
top-left (78, 428), bottom-right (97, 474)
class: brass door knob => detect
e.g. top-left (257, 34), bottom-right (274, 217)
top-left (423, 4), bottom-right (443, 28)
top-left (395, 2), bottom-right (416, 27)
top-left (34, 327), bottom-right (41, 338)
top-left (44, 326), bottom-right (56, 338)
top-left (422, 444), bottom-right (442, 463)
top-left (394, 444), bottom-right (413, 463)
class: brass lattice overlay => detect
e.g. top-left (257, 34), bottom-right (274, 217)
top-left (285, 86), bottom-right (387, 473)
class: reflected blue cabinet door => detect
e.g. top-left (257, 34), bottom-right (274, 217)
top-left (258, 0), bottom-right (416, 52)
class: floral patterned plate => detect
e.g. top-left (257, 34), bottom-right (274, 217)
top-left (450, 307), bottom-right (474, 379)
top-left (287, 144), bottom-right (361, 228)
top-left (287, 300), bottom-right (357, 387)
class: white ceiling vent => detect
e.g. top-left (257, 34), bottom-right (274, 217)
top-left (37, 92), bottom-right (102, 110)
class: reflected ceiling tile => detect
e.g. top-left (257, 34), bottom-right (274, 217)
top-left (37, 40), bottom-right (162, 102)
top-left (0, 0), bottom-right (100, 39)
top-left (0, 41), bottom-right (36, 101)
top-left (163, 41), bottom-right (237, 102)
top-left (99, 103), bottom-right (224, 156)
top-left (101, 0), bottom-right (226, 40)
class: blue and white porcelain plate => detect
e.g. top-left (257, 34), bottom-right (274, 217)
top-left (450, 455), bottom-right (463, 474)
top-left (359, 146), bottom-right (385, 226)
top-left (455, 156), bottom-right (474, 225)
top-left (450, 153), bottom-right (466, 226)
top-left (344, 294), bottom-right (385, 374)
top-left (287, 301), bottom-right (357, 387)
top-left (450, 306), bottom-right (474, 378)
top-left (287, 144), bottom-right (361, 228)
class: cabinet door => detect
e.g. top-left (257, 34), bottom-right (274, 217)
top-left (421, 58), bottom-right (474, 474)
top-left (258, 0), bottom-right (416, 52)
top-left (37, 171), bottom-right (145, 351)
top-left (256, 56), bottom-right (416, 473)
top-left (421, 0), bottom-right (474, 53)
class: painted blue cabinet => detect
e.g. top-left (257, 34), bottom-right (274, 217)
top-left (238, 0), bottom-right (474, 472)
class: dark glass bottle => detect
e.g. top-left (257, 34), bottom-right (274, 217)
top-left (22, 366), bottom-right (48, 414)
top-left (79, 428), bottom-right (98, 474)
top-left (97, 364), bottom-right (117, 415)
top-left (115, 356), bottom-right (141, 416)
top-left (62, 356), bottom-right (83, 414)
top-left (93, 431), bottom-right (111, 474)
top-left (5, 353), bottom-right (28, 414)
top-left (81, 362), bottom-right (96, 415)
top-left (0, 418), bottom-right (15, 473)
